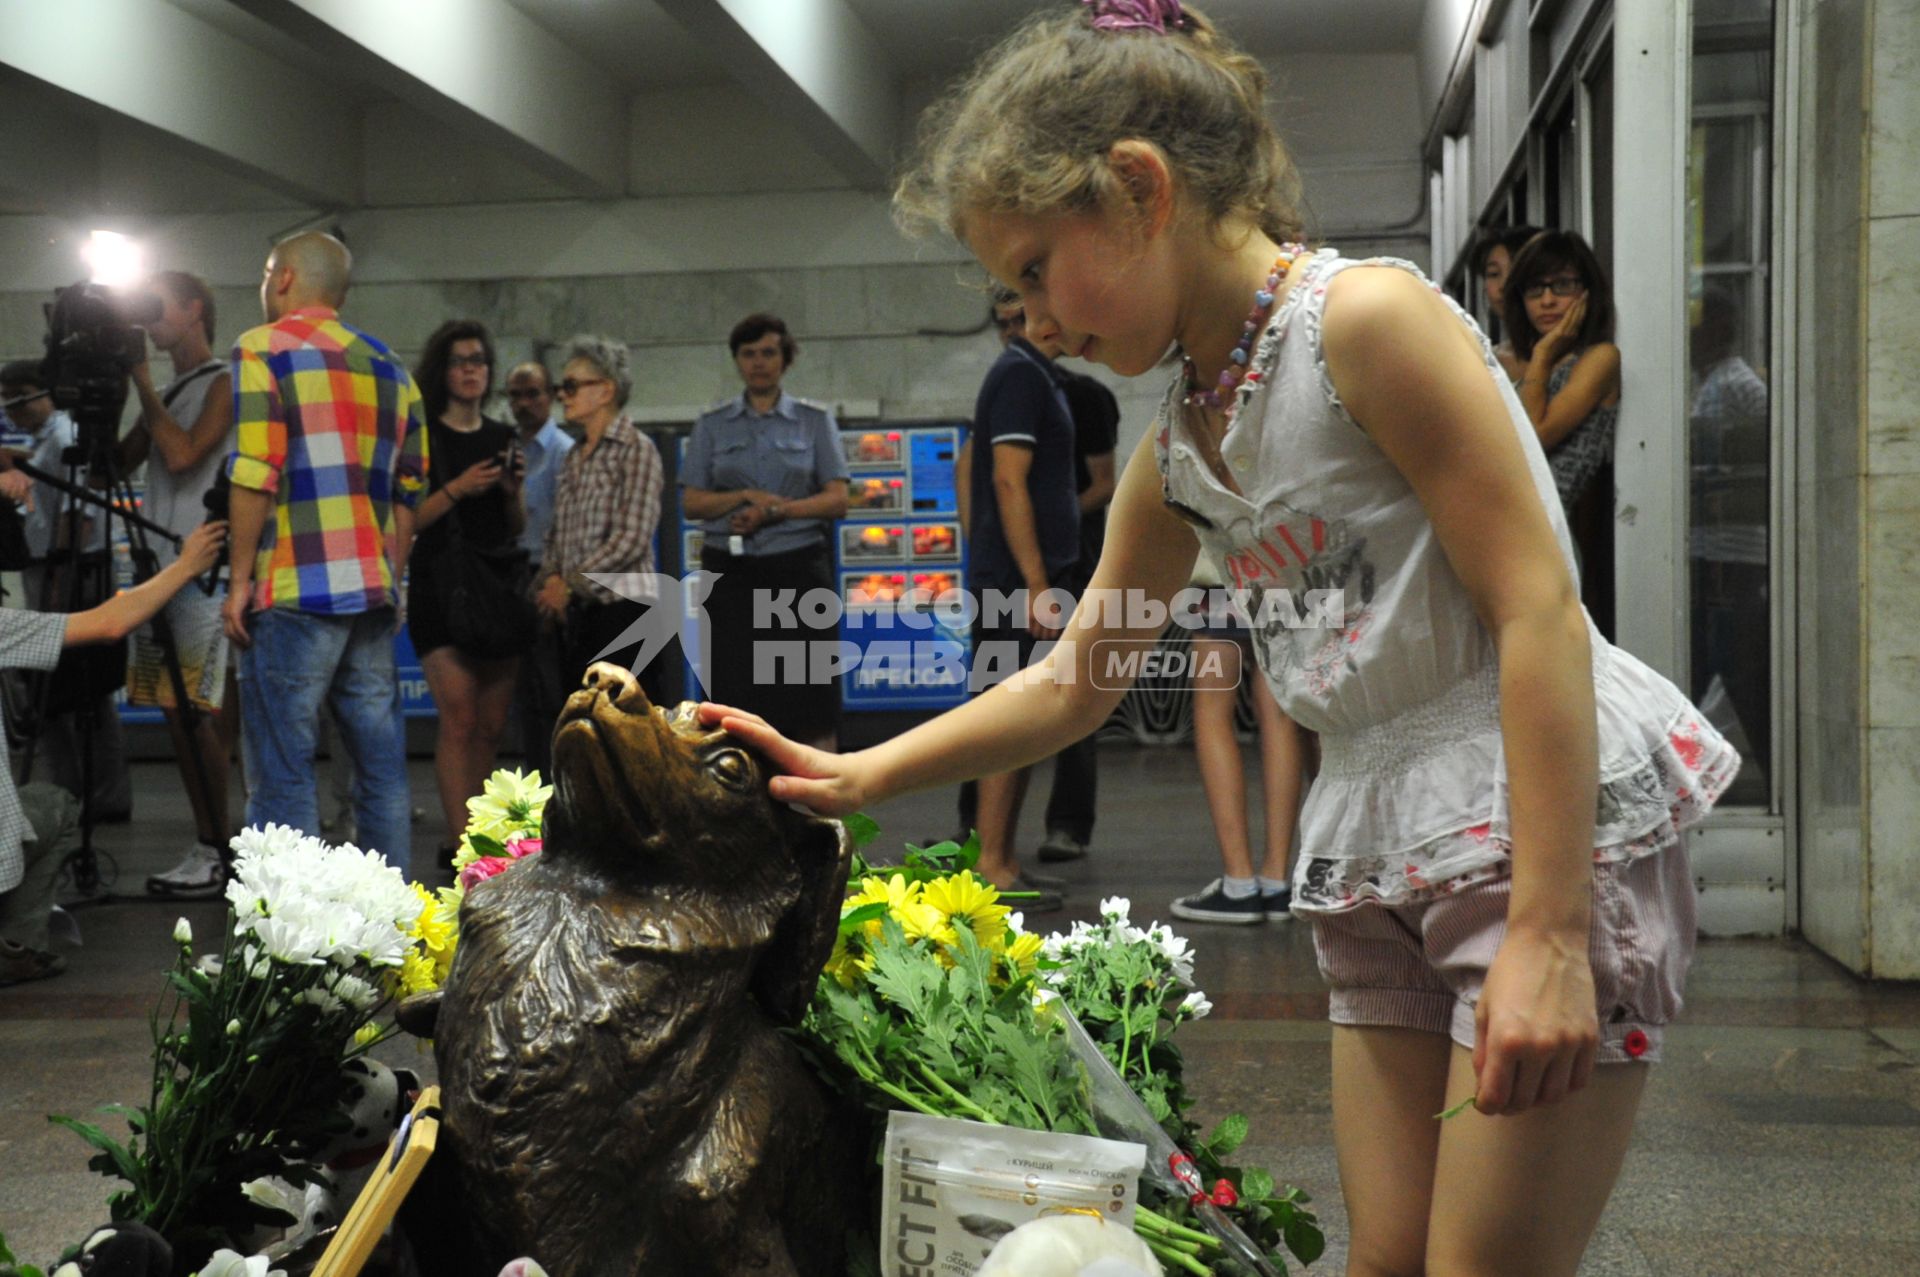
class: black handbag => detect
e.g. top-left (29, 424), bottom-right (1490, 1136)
top-left (430, 506), bottom-right (536, 660)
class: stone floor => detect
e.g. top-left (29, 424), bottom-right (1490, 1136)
top-left (3, 747), bottom-right (1918, 1275)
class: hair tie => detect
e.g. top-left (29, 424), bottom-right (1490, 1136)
top-left (1081, 0), bottom-right (1186, 34)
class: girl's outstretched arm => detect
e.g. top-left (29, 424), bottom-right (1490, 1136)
top-left (1324, 265), bottom-right (1601, 1118)
top-left (705, 426), bottom-right (1198, 815)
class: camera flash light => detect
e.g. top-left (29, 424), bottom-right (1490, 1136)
top-left (83, 229), bottom-right (145, 289)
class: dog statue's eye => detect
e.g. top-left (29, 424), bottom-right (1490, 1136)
top-left (709, 749), bottom-right (754, 792)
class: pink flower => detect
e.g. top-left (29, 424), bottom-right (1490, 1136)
top-left (505, 836), bottom-right (544, 860)
top-left (458, 856), bottom-right (513, 890)
top-left (1081, 0), bottom-right (1185, 34)
top-left (1623, 1028), bottom-right (1650, 1059)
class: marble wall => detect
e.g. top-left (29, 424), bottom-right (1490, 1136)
top-left (1860, 0), bottom-right (1920, 977)
top-left (1799, 0), bottom-right (1920, 978)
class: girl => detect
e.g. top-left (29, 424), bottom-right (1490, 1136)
top-left (408, 319), bottom-right (527, 860)
top-left (1503, 229), bottom-right (1622, 513)
top-left (706, 4), bottom-right (1736, 1274)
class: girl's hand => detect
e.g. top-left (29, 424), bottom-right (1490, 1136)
top-left (178, 520), bottom-right (227, 577)
top-left (1536, 296), bottom-right (1587, 364)
top-left (451, 456), bottom-right (506, 500)
top-left (1472, 926), bottom-right (1599, 1115)
top-left (533, 574), bottom-right (570, 620)
top-left (700, 702), bottom-right (870, 815)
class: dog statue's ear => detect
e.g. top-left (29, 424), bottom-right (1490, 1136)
top-left (751, 813), bottom-right (852, 1026)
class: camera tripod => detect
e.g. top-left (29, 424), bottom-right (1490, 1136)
top-left (11, 445), bottom-right (224, 904)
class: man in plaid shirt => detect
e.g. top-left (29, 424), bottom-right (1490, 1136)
top-left (222, 232), bottom-right (428, 874)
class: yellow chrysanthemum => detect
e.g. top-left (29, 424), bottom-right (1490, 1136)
top-left (397, 948), bottom-right (439, 996)
top-left (467, 769), bottom-right (553, 834)
top-left (1001, 930), bottom-right (1044, 978)
top-left (923, 872), bottom-right (1011, 947)
top-left (407, 883), bottom-right (455, 953)
top-left (895, 900), bottom-right (953, 944)
top-left (352, 1021), bottom-right (384, 1049)
top-left (823, 935), bottom-right (876, 989)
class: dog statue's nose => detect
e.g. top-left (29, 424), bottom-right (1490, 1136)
top-left (582, 662), bottom-right (651, 711)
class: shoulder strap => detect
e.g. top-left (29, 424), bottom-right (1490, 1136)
top-left (159, 359), bottom-right (226, 412)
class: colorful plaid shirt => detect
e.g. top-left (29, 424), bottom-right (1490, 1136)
top-left (539, 414), bottom-right (663, 604)
top-left (228, 307), bottom-right (429, 615)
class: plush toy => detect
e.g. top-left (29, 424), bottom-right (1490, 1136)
top-left (978, 1215), bottom-right (1163, 1277)
top-left (46, 1224), bottom-right (171, 1277)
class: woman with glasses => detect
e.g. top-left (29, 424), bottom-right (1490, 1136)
top-left (533, 334), bottom-right (667, 702)
top-left (1503, 230), bottom-right (1622, 512)
top-left (681, 313), bottom-right (850, 750)
top-left (409, 319), bottom-right (527, 856)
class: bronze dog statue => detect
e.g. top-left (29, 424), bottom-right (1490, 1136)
top-left (403, 663), bottom-right (861, 1276)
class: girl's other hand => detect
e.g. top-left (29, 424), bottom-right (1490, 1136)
top-left (1471, 927), bottom-right (1599, 1115)
top-left (1538, 296), bottom-right (1587, 363)
top-left (701, 702), bottom-right (869, 816)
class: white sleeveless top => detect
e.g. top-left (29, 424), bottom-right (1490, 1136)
top-left (144, 358), bottom-right (232, 567)
top-left (1152, 251), bottom-right (1739, 913)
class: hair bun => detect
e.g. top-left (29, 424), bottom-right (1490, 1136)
top-left (1081, 0), bottom-right (1188, 35)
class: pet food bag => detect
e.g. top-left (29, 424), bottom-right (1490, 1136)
top-left (880, 1111), bottom-right (1148, 1277)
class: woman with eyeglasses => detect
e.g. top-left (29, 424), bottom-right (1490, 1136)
top-left (1503, 230), bottom-right (1622, 512)
top-left (409, 319), bottom-right (527, 856)
top-left (533, 334), bottom-right (667, 702)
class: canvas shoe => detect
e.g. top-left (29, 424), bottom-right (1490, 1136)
top-left (1262, 885), bottom-right (1294, 921)
top-left (146, 843), bottom-right (227, 898)
top-left (1036, 830), bottom-right (1090, 863)
top-left (1170, 879), bottom-right (1266, 925)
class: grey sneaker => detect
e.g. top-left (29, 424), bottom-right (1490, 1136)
top-left (1036, 830), bottom-right (1089, 863)
top-left (1170, 879), bottom-right (1266, 925)
top-left (146, 844), bottom-right (226, 898)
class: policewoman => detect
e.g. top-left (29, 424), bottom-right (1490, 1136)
top-left (681, 313), bottom-right (850, 749)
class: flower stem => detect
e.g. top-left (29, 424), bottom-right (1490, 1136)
top-left (1139, 1232), bottom-right (1212, 1275)
top-left (913, 1063), bottom-right (1000, 1125)
top-left (1135, 1205), bottom-right (1220, 1249)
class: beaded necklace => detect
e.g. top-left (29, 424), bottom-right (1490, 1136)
top-left (1181, 243), bottom-right (1308, 412)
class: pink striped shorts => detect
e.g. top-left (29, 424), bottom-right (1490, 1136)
top-left (1307, 843), bottom-right (1696, 1063)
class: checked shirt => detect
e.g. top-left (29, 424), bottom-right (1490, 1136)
top-left (539, 414), bottom-right (663, 604)
top-left (228, 307), bottom-right (429, 615)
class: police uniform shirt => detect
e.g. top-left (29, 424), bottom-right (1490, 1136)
top-left (681, 392), bottom-right (850, 558)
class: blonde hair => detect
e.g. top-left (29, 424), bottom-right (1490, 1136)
top-left (895, 4), bottom-right (1302, 245)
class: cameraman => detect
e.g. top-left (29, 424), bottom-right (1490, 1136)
top-left (115, 271), bottom-right (239, 897)
top-left (0, 361), bottom-right (132, 823)
top-left (0, 521), bottom-right (226, 986)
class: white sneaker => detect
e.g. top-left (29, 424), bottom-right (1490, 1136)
top-left (146, 844), bottom-right (227, 898)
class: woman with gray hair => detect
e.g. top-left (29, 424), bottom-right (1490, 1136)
top-left (531, 334), bottom-right (668, 703)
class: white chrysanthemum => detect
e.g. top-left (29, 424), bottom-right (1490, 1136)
top-left (467, 769), bottom-right (553, 835)
top-left (194, 1249), bottom-right (286, 1277)
top-left (330, 973), bottom-right (380, 1012)
top-left (173, 918), bottom-right (192, 945)
top-left (1099, 896), bottom-right (1131, 923)
top-left (1180, 990), bottom-right (1213, 1019)
top-left (295, 986), bottom-right (343, 1015)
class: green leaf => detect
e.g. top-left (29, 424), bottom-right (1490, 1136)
top-left (467, 833), bottom-right (509, 859)
top-left (837, 901), bottom-right (889, 936)
top-left (1283, 1212), bottom-right (1326, 1266)
top-left (1241, 1167), bottom-right (1274, 1203)
top-left (844, 812), bottom-right (881, 849)
top-left (47, 1116), bottom-right (141, 1190)
top-left (1205, 1113), bottom-right (1249, 1158)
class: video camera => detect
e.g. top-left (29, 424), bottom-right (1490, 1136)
top-left (41, 279), bottom-right (162, 476)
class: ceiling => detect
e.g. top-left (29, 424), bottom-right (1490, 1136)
top-left (0, 0), bottom-right (1429, 218)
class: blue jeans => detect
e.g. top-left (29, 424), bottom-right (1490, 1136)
top-left (239, 608), bottom-right (411, 874)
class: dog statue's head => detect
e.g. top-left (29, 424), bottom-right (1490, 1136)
top-left (530, 661), bottom-right (850, 1023)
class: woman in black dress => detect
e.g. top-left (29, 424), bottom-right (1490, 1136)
top-left (409, 320), bottom-right (526, 852)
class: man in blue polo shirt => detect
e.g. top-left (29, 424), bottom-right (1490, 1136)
top-left (961, 297), bottom-right (1082, 911)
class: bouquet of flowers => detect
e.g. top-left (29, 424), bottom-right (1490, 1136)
top-left (801, 818), bottom-right (1323, 1275)
top-left (49, 825), bottom-right (442, 1272)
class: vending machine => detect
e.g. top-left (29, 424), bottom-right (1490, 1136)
top-left (675, 422), bottom-right (972, 715)
top-left (835, 424), bottom-right (970, 712)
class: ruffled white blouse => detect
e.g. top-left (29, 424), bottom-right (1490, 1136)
top-left (1152, 250), bottom-right (1739, 913)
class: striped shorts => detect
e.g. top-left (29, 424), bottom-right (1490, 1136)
top-left (1308, 842), bottom-right (1696, 1063)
